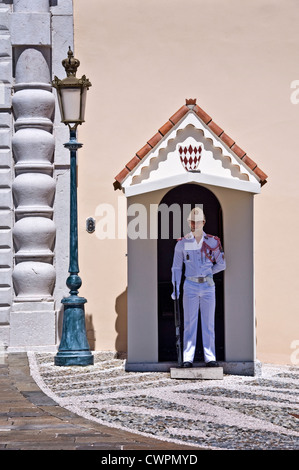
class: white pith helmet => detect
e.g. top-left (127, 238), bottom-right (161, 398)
top-left (187, 206), bottom-right (205, 222)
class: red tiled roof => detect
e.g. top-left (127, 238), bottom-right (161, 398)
top-left (113, 99), bottom-right (268, 190)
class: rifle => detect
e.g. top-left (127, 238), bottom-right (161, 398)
top-left (173, 281), bottom-right (183, 367)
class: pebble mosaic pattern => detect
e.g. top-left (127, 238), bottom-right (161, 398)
top-left (28, 352), bottom-right (299, 450)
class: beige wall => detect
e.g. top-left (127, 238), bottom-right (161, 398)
top-left (73, 0), bottom-right (299, 364)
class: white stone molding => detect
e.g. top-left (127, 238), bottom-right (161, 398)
top-left (12, 73), bottom-right (56, 303)
top-left (0, 2), bottom-right (13, 348)
top-left (9, 0), bottom-right (56, 349)
top-left (13, 172), bottom-right (55, 217)
top-left (13, 217), bottom-right (56, 262)
top-left (12, 126), bottom-right (55, 172)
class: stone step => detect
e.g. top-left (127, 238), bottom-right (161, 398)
top-left (170, 366), bottom-right (223, 380)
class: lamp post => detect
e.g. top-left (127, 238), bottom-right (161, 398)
top-left (52, 48), bottom-right (94, 366)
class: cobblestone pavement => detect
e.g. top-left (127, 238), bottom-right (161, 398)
top-left (0, 353), bottom-right (197, 451)
top-left (27, 351), bottom-right (299, 450)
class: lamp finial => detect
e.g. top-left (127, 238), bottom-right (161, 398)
top-left (62, 47), bottom-right (80, 77)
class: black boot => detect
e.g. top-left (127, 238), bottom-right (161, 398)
top-left (206, 361), bottom-right (219, 367)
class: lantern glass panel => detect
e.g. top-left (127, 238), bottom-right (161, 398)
top-left (60, 87), bottom-right (81, 123)
top-left (80, 87), bottom-right (87, 122)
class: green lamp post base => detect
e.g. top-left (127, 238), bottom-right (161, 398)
top-left (54, 295), bottom-right (94, 367)
top-left (55, 351), bottom-right (94, 367)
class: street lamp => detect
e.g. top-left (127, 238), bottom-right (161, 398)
top-left (52, 47), bottom-right (94, 366)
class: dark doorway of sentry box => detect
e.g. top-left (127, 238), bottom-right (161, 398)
top-left (157, 183), bottom-right (225, 363)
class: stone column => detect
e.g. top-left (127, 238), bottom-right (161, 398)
top-left (0, 2), bottom-right (13, 351)
top-left (9, 0), bottom-right (56, 349)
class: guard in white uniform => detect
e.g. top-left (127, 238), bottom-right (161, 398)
top-left (171, 207), bottom-right (226, 367)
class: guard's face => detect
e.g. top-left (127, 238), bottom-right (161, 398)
top-left (189, 219), bottom-right (205, 232)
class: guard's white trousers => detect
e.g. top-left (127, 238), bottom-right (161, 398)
top-left (183, 279), bottom-right (216, 363)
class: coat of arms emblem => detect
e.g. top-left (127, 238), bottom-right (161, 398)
top-left (178, 145), bottom-right (202, 172)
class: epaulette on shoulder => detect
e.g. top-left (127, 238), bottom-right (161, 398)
top-left (205, 234), bottom-right (217, 239)
top-left (204, 234), bottom-right (221, 249)
top-left (205, 234), bottom-right (220, 241)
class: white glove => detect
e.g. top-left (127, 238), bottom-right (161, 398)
top-left (206, 276), bottom-right (215, 287)
top-left (171, 286), bottom-right (180, 300)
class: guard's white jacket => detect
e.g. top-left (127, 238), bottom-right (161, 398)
top-left (171, 231), bottom-right (226, 295)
